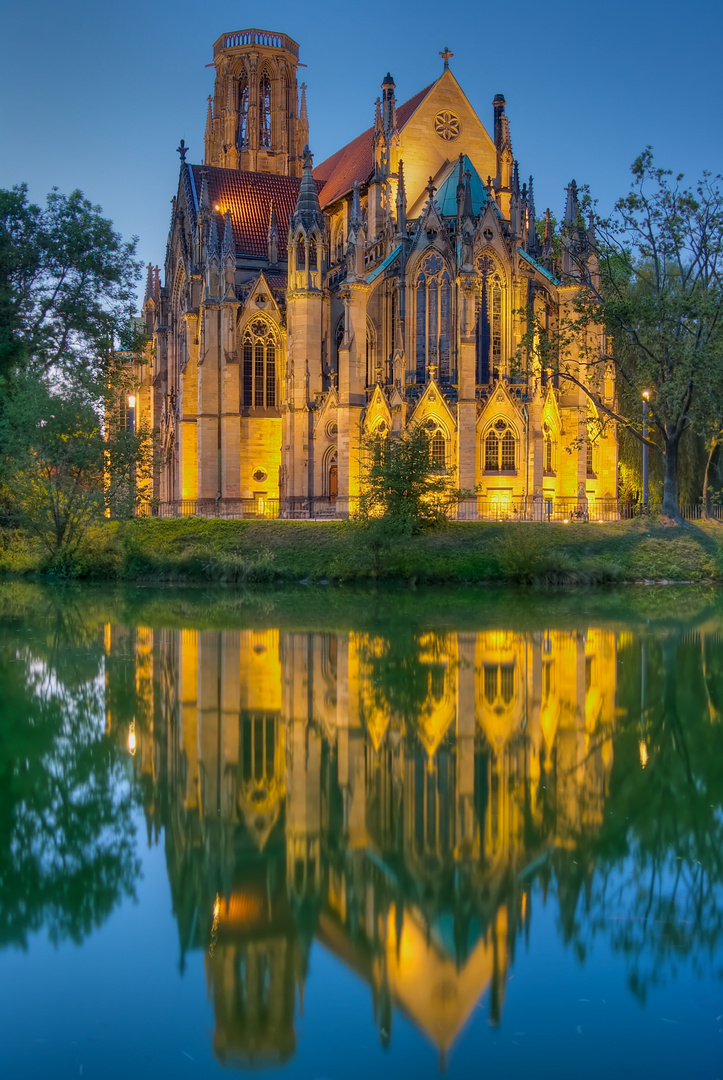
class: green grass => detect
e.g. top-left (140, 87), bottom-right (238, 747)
top-left (0, 515), bottom-right (721, 586)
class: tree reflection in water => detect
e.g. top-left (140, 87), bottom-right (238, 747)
top-left (1, 585), bottom-right (723, 1067)
top-left (0, 585), bottom-right (140, 948)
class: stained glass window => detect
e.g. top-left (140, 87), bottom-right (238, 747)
top-left (237, 80), bottom-right (249, 147)
top-left (259, 73), bottom-right (272, 147)
top-left (414, 253), bottom-right (452, 382)
top-left (475, 254), bottom-right (504, 384)
top-left (241, 321), bottom-right (277, 409)
top-left (484, 422), bottom-right (517, 471)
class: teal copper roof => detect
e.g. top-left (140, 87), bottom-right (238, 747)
top-left (518, 247), bottom-right (559, 285)
top-left (365, 244), bottom-right (402, 284)
top-left (434, 156), bottom-right (487, 218)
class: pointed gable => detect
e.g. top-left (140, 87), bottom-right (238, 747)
top-left (313, 83), bottom-right (435, 209)
top-left (397, 69), bottom-right (497, 213)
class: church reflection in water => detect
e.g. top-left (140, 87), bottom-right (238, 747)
top-left (105, 622), bottom-right (617, 1066)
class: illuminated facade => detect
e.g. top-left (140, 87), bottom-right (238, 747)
top-left (138, 27), bottom-right (618, 517)
top-left (106, 617), bottom-right (617, 1063)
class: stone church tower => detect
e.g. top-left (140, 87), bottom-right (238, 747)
top-left (204, 29), bottom-right (307, 176)
top-left (138, 27), bottom-right (618, 520)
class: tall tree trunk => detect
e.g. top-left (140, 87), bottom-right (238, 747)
top-left (661, 433), bottom-right (680, 519)
top-left (702, 440), bottom-right (720, 518)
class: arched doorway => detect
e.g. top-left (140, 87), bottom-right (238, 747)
top-left (328, 452), bottom-right (338, 501)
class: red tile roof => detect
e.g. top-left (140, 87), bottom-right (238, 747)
top-left (313, 83), bottom-right (435, 209)
top-left (190, 166), bottom-right (323, 258)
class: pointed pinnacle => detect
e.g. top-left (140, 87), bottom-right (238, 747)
top-left (222, 209), bottom-right (234, 256)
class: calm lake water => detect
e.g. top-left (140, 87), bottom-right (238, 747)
top-left (1, 582), bottom-right (723, 1079)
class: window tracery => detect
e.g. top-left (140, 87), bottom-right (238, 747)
top-left (475, 253), bottom-right (504, 383)
top-left (543, 421), bottom-right (556, 473)
top-left (242, 320), bottom-right (277, 409)
top-left (414, 252), bottom-right (451, 383)
top-left (425, 419), bottom-right (448, 469)
top-left (259, 72), bottom-right (272, 148)
top-left (237, 78), bottom-right (249, 147)
top-left (484, 418), bottom-right (517, 472)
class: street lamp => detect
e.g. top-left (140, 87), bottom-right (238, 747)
top-left (127, 395), bottom-right (137, 515)
top-left (642, 390), bottom-right (650, 508)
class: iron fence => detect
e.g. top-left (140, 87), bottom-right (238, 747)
top-left (132, 496), bottom-right (723, 523)
top-left (455, 496), bottom-right (620, 522)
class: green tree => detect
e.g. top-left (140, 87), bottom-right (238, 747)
top-left (0, 184), bottom-right (142, 387)
top-left (0, 184), bottom-right (148, 553)
top-left (357, 424), bottom-right (465, 533)
top-left (537, 152), bottom-right (723, 519)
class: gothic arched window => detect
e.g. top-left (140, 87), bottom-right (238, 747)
top-left (237, 79), bottom-right (249, 147)
top-left (475, 253), bottom-right (504, 384)
top-left (483, 418), bottom-right (517, 472)
top-left (543, 421), bottom-right (555, 473)
top-left (431, 430), bottom-right (447, 468)
top-left (332, 220), bottom-right (344, 264)
top-left (259, 72), bottom-right (272, 148)
top-left (242, 320), bottom-right (277, 409)
top-left (425, 420), bottom-right (447, 469)
top-left (414, 252), bottom-right (452, 383)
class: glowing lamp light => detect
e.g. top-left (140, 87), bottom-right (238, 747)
top-left (642, 389), bottom-right (650, 401)
top-left (639, 739), bottom-right (648, 769)
top-left (128, 721), bottom-right (136, 756)
top-left (563, 518), bottom-right (569, 525)
top-left (128, 395), bottom-right (136, 408)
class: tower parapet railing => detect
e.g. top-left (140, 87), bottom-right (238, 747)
top-left (214, 30), bottom-right (300, 58)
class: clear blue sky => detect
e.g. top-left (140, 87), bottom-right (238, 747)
top-left (2, 0), bottom-right (721, 305)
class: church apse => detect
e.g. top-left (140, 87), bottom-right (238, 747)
top-left (135, 27), bottom-right (618, 521)
top-left (108, 615), bottom-right (620, 1064)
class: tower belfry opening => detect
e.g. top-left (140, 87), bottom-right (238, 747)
top-left (204, 28), bottom-right (304, 177)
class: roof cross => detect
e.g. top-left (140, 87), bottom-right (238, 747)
top-left (176, 139), bottom-right (188, 163)
top-left (427, 176), bottom-right (437, 200)
top-left (439, 46), bottom-right (453, 70)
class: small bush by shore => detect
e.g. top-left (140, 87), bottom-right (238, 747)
top-left (0, 515), bottom-right (721, 587)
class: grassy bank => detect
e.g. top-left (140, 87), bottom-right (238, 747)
top-left (1, 515), bottom-right (722, 586)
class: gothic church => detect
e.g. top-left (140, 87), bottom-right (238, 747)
top-left (140, 27), bottom-right (617, 518)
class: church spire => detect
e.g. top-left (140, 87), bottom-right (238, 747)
top-left (510, 161), bottom-right (521, 236)
top-left (298, 83), bottom-right (309, 154)
top-left (222, 210), bottom-right (235, 296)
top-left (143, 263), bottom-right (154, 305)
top-left (222, 209), bottom-right (234, 257)
top-left (456, 153), bottom-right (465, 222)
top-left (292, 145), bottom-right (324, 232)
top-left (564, 180), bottom-right (579, 225)
top-left (207, 213), bottom-right (220, 260)
top-left (396, 159), bottom-right (407, 237)
top-left (381, 72), bottom-right (396, 138)
top-left (562, 180), bottom-right (585, 277)
top-left (463, 168), bottom-right (474, 220)
top-left (542, 208), bottom-right (554, 262)
top-left (199, 168), bottom-right (210, 215)
top-left (350, 179), bottom-right (362, 230)
top-left (527, 176), bottom-right (539, 256)
top-left (268, 199), bottom-right (279, 266)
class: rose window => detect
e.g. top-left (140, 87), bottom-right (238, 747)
top-left (433, 111), bottom-right (461, 141)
